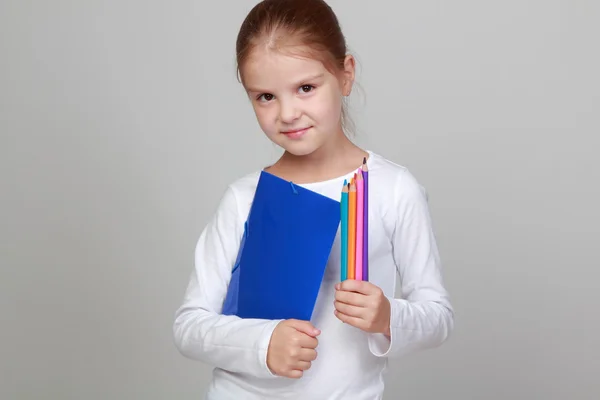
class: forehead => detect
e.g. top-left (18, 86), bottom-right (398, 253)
top-left (242, 45), bottom-right (331, 90)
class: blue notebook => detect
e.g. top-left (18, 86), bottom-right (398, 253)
top-left (221, 170), bottom-right (341, 321)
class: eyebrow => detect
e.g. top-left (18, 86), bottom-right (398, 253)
top-left (245, 73), bottom-right (325, 93)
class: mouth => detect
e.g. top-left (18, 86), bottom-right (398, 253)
top-left (281, 126), bottom-right (312, 139)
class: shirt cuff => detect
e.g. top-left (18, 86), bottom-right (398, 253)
top-left (257, 319), bottom-right (283, 377)
top-left (367, 295), bottom-right (402, 357)
top-left (368, 332), bottom-right (392, 357)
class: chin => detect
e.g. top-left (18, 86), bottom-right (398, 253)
top-left (264, 133), bottom-right (317, 157)
top-left (279, 141), bottom-right (323, 157)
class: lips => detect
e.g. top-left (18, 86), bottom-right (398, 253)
top-left (281, 126), bottom-right (311, 139)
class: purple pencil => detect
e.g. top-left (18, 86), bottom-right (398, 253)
top-left (362, 157), bottom-right (369, 281)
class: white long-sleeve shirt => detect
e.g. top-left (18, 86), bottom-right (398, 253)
top-left (173, 151), bottom-right (454, 400)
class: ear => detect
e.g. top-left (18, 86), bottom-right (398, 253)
top-left (340, 54), bottom-right (356, 96)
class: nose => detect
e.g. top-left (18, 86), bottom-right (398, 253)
top-left (278, 98), bottom-right (301, 124)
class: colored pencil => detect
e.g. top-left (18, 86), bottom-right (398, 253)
top-left (347, 178), bottom-right (356, 280)
top-left (355, 169), bottom-right (364, 281)
top-left (362, 157), bottom-right (369, 281)
top-left (340, 180), bottom-right (348, 281)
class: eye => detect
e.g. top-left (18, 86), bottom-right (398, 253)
top-left (257, 93), bottom-right (274, 102)
top-left (299, 85), bottom-right (315, 93)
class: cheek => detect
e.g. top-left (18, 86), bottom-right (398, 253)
top-left (313, 90), bottom-right (342, 124)
top-left (253, 106), bottom-right (276, 130)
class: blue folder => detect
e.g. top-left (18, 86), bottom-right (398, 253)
top-left (221, 170), bottom-right (340, 321)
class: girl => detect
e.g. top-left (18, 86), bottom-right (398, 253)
top-left (173, 0), bottom-right (454, 398)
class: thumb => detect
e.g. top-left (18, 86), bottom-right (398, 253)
top-left (286, 319), bottom-right (320, 337)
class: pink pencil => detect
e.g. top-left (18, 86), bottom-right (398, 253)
top-left (355, 169), bottom-right (364, 280)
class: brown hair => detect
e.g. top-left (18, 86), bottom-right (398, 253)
top-left (235, 0), bottom-right (356, 135)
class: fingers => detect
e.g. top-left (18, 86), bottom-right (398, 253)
top-left (295, 360), bottom-right (312, 371)
top-left (284, 361), bottom-right (312, 379)
top-left (334, 310), bottom-right (369, 331)
top-left (291, 350), bottom-right (317, 376)
top-left (334, 300), bottom-right (364, 318)
top-left (296, 332), bottom-right (318, 349)
top-left (334, 293), bottom-right (392, 334)
top-left (334, 289), bottom-right (369, 307)
top-left (267, 320), bottom-right (321, 380)
top-left (286, 319), bottom-right (321, 337)
top-left (282, 350), bottom-right (317, 379)
top-left (336, 279), bottom-right (380, 295)
top-left (286, 369), bottom-right (303, 379)
top-left (299, 348), bottom-right (317, 362)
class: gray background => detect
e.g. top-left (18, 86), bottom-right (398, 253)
top-left (1, 1), bottom-right (599, 399)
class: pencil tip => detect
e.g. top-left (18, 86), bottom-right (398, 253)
top-left (363, 157), bottom-right (367, 164)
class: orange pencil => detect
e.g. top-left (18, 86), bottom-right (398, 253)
top-left (347, 177), bottom-right (357, 280)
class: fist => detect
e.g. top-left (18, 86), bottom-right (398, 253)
top-left (266, 319), bottom-right (320, 379)
top-left (334, 280), bottom-right (391, 336)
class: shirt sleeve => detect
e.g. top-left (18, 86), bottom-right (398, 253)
top-left (368, 169), bottom-right (455, 358)
top-left (172, 185), bottom-right (281, 378)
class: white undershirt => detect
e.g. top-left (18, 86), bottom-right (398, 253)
top-left (173, 151), bottom-right (454, 400)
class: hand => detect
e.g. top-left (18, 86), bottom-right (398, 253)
top-left (266, 319), bottom-right (320, 379)
top-left (334, 280), bottom-right (391, 336)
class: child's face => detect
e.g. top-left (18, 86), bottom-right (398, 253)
top-left (242, 45), bottom-right (353, 157)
